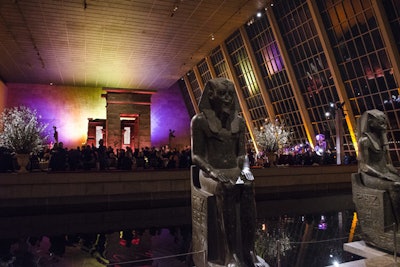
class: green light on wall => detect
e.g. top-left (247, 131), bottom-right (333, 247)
top-left (238, 54), bottom-right (259, 96)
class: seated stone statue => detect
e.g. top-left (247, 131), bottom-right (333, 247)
top-left (358, 109), bottom-right (400, 222)
top-left (352, 109), bottom-right (400, 252)
top-left (191, 78), bottom-right (263, 267)
top-left (358, 110), bottom-right (400, 182)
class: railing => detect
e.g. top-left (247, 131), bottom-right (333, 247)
top-left (105, 250), bottom-right (206, 267)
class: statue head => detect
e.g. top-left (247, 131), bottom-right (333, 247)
top-left (358, 109), bottom-right (388, 138)
top-left (198, 78), bottom-right (239, 115)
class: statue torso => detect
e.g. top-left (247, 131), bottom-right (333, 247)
top-left (205, 127), bottom-right (239, 169)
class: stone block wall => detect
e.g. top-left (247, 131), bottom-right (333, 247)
top-left (103, 89), bottom-right (155, 150)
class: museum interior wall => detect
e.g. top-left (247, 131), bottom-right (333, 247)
top-left (179, 0), bottom-right (400, 164)
top-left (1, 82), bottom-right (191, 150)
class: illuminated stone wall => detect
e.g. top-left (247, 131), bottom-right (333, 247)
top-left (0, 80), bottom-right (7, 117)
top-left (3, 82), bottom-right (191, 150)
top-left (151, 82), bottom-right (192, 149)
top-left (103, 89), bottom-right (154, 150)
top-left (5, 83), bottom-right (105, 148)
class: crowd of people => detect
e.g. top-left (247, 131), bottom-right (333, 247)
top-left (0, 140), bottom-right (356, 173)
top-left (248, 144), bottom-right (357, 168)
top-left (0, 140), bottom-right (193, 173)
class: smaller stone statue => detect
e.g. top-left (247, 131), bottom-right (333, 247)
top-left (53, 126), bottom-right (59, 144)
top-left (352, 109), bottom-right (400, 253)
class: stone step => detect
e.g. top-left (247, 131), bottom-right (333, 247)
top-left (325, 241), bottom-right (400, 267)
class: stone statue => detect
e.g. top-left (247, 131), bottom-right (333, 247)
top-left (53, 126), bottom-right (59, 144)
top-left (358, 109), bottom-right (400, 184)
top-left (352, 109), bottom-right (400, 252)
top-left (191, 78), bottom-right (266, 267)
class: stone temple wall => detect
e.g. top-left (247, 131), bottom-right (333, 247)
top-left (103, 88), bottom-right (156, 150)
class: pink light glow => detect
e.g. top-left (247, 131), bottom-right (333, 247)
top-left (261, 43), bottom-right (283, 75)
top-left (4, 82), bottom-right (191, 150)
top-left (5, 84), bottom-right (106, 148)
top-left (151, 83), bottom-right (191, 149)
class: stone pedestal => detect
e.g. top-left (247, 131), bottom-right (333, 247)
top-left (190, 165), bottom-right (270, 267)
top-left (326, 241), bottom-right (400, 267)
top-left (191, 166), bottom-right (225, 267)
top-left (352, 173), bottom-right (400, 253)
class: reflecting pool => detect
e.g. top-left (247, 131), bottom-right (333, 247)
top-left (0, 193), bottom-right (365, 267)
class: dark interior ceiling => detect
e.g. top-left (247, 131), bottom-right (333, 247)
top-left (0, 0), bottom-right (265, 91)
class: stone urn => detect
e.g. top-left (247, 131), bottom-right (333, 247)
top-left (16, 153), bottom-right (30, 173)
top-left (266, 152), bottom-right (277, 167)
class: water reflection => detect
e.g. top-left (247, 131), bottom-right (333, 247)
top-left (0, 208), bottom-right (365, 267)
top-left (255, 211), bottom-right (363, 267)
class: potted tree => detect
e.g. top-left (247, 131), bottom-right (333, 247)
top-left (253, 119), bottom-right (291, 167)
top-left (0, 106), bottom-right (48, 173)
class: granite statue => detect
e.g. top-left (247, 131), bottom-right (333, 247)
top-left (191, 78), bottom-right (267, 267)
top-left (352, 109), bottom-right (400, 252)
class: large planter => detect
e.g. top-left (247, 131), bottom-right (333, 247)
top-left (16, 153), bottom-right (30, 173)
top-left (266, 152), bottom-right (277, 167)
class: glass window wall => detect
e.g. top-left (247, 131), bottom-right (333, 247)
top-left (246, 15), bottom-right (307, 146)
top-left (319, 0), bottom-right (400, 162)
top-left (187, 70), bottom-right (202, 105)
top-left (274, 0), bottom-right (348, 153)
top-left (197, 59), bottom-right (212, 85)
top-left (225, 30), bottom-right (268, 129)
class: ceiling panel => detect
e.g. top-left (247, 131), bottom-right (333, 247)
top-left (0, 0), bottom-right (264, 90)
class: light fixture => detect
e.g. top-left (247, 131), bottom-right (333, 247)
top-left (211, 34), bottom-right (215, 41)
top-left (247, 17), bottom-right (255, 26)
top-left (170, 5), bottom-right (179, 17)
top-left (256, 11), bottom-right (262, 18)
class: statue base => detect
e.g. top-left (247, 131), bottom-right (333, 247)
top-left (191, 165), bottom-right (269, 267)
top-left (333, 241), bottom-right (400, 267)
top-left (352, 173), bottom-right (400, 254)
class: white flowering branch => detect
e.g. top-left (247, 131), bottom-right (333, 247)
top-left (253, 119), bottom-right (291, 152)
top-left (0, 106), bottom-right (49, 153)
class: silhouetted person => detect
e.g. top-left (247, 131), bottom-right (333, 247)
top-left (68, 147), bottom-right (82, 171)
top-left (97, 139), bottom-right (107, 170)
top-left (49, 142), bottom-right (66, 171)
top-left (82, 145), bottom-right (95, 170)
